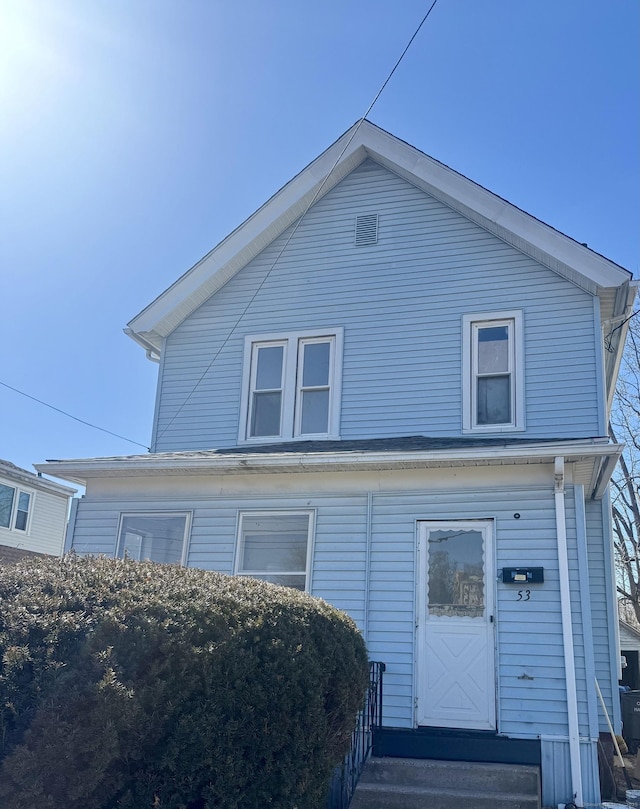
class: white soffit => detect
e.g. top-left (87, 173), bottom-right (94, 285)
top-left (126, 120), bottom-right (631, 353)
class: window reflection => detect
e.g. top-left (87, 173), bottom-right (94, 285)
top-left (428, 529), bottom-right (484, 617)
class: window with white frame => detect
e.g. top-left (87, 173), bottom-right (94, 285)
top-left (240, 329), bottom-right (343, 442)
top-left (235, 511), bottom-right (313, 591)
top-left (116, 512), bottom-right (191, 565)
top-left (462, 311), bottom-right (524, 432)
top-left (0, 483), bottom-right (32, 533)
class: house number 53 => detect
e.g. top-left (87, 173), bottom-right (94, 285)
top-left (517, 590), bottom-right (531, 601)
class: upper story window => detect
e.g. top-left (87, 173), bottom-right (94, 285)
top-left (239, 329), bottom-right (343, 442)
top-left (116, 512), bottom-right (191, 565)
top-left (235, 511), bottom-right (314, 591)
top-left (0, 483), bottom-right (32, 533)
top-left (462, 311), bottom-right (524, 432)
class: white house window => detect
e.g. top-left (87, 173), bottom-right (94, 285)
top-left (462, 311), bottom-right (524, 432)
top-left (250, 342), bottom-right (286, 437)
top-left (235, 511), bottom-right (314, 591)
top-left (240, 329), bottom-right (343, 442)
top-left (116, 512), bottom-right (191, 565)
top-left (0, 483), bottom-right (32, 533)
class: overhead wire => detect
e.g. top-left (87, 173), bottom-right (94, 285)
top-left (1, 3), bottom-right (440, 455)
top-left (0, 379), bottom-right (150, 451)
top-left (604, 309), bottom-right (639, 352)
top-left (154, 0), bottom-right (440, 445)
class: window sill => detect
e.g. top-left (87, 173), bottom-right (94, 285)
top-left (462, 425), bottom-right (525, 434)
top-left (237, 434), bottom-right (341, 446)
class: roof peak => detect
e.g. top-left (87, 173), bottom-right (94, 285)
top-left (126, 121), bottom-right (632, 358)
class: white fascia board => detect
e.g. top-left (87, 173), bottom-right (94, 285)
top-left (125, 120), bottom-right (631, 354)
top-left (0, 466), bottom-right (77, 496)
top-left (126, 127), bottom-right (369, 352)
top-left (361, 129), bottom-right (631, 292)
top-left (605, 281), bottom-right (638, 412)
top-left (35, 439), bottom-right (622, 485)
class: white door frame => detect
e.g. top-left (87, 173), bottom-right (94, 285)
top-left (416, 520), bottom-right (496, 730)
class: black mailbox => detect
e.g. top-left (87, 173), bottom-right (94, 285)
top-left (502, 567), bottom-right (544, 584)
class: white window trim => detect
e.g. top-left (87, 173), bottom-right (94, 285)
top-left (238, 328), bottom-right (343, 443)
top-left (115, 511), bottom-right (192, 566)
top-left (462, 310), bottom-right (524, 433)
top-left (0, 483), bottom-right (34, 535)
top-left (234, 509), bottom-right (315, 592)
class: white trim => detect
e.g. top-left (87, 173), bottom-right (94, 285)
top-left (416, 519), bottom-right (496, 730)
top-left (294, 336), bottom-right (335, 437)
top-left (234, 509), bottom-right (315, 592)
top-left (0, 481), bottom-right (35, 535)
top-left (115, 511), bottom-right (192, 566)
top-left (125, 120), bottom-right (631, 355)
top-left (554, 457), bottom-right (583, 806)
top-left (0, 462), bottom-right (76, 496)
top-left (36, 438), bottom-right (621, 487)
top-left (462, 310), bottom-right (524, 433)
top-left (238, 328), bottom-right (343, 443)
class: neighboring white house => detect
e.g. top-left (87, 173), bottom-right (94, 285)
top-left (39, 120), bottom-right (635, 808)
top-left (0, 458), bottom-right (76, 560)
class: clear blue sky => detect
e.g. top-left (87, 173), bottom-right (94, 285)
top-left (1, 0), bottom-right (638, 475)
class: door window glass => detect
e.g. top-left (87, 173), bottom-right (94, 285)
top-left (428, 529), bottom-right (484, 617)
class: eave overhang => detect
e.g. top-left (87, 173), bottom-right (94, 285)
top-left (0, 462), bottom-right (77, 497)
top-left (125, 120), bottom-right (632, 357)
top-left (36, 438), bottom-right (622, 500)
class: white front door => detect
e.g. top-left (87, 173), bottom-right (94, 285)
top-left (416, 521), bottom-right (496, 730)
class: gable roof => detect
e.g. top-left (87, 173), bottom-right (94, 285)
top-left (125, 120), bottom-right (634, 385)
top-left (0, 458), bottom-right (76, 497)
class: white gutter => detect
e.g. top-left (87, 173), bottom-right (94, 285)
top-left (0, 465), bottom-right (77, 496)
top-left (554, 456), bottom-right (583, 806)
top-left (36, 439), bottom-right (621, 485)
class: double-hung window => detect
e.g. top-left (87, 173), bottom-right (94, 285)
top-left (462, 311), bottom-right (524, 432)
top-left (116, 512), bottom-right (191, 565)
top-left (235, 511), bottom-right (314, 591)
top-left (0, 484), bottom-right (32, 533)
top-left (240, 329), bottom-right (343, 442)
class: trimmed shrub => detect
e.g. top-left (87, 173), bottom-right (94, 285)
top-left (0, 554), bottom-right (368, 809)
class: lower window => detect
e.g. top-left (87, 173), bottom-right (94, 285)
top-left (0, 483), bottom-right (32, 533)
top-left (117, 512), bottom-right (190, 565)
top-left (235, 511), bottom-right (313, 591)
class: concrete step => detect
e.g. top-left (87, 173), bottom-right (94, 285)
top-left (349, 782), bottom-right (540, 809)
top-left (349, 757), bottom-right (541, 809)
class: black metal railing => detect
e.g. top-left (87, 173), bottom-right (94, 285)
top-left (326, 661), bottom-right (385, 809)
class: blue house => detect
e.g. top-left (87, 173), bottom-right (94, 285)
top-left (40, 121), bottom-right (634, 807)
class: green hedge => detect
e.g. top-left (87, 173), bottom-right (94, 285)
top-left (0, 554), bottom-right (368, 809)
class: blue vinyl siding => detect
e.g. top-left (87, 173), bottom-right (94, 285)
top-left (368, 485), bottom-right (591, 737)
top-left (540, 737), bottom-right (600, 808)
top-left (586, 494), bottom-right (621, 732)
top-left (71, 491), bottom-right (369, 630)
top-left (152, 159), bottom-right (600, 452)
top-left (71, 478), bottom-right (602, 745)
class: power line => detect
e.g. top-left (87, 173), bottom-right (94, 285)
top-left (605, 310), bottom-right (640, 353)
top-left (0, 380), bottom-right (150, 450)
top-left (155, 1), bottom-right (440, 444)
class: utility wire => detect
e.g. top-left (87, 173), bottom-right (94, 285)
top-left (0, 380), bottom-right (150, 450)
top-left (155, 0), bottom-right (440, 444)
top-left (360, 0), bottom-right (440, 122)
top-left (604, 309), bottom-right (639, 352)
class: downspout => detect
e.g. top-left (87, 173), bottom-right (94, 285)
top-left (555, 457), bottom-right (583, 807)
top-left (363, 491), bottom-right (373, 643)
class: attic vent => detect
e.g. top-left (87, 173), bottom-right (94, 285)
top-left (355, 214), bottom-right (378, 246)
